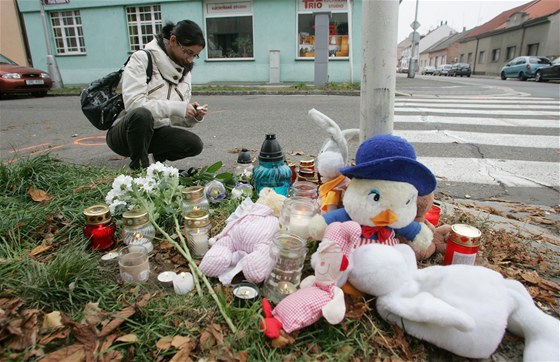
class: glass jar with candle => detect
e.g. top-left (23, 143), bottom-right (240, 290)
top-left (262, 233), bottom-right (307, 304)
top-left (289, 180), bottom-right (318, 199)
top-left (279, 198), bottom-right (318, 239)
top-left (234, 148), bottom-right (254, 184)
top-left (83, 204), bottom-right (116, 251)
top-left (121, 209), bottom-right (155, 253)
top-left (253, 134), bottom-right (292, 196)
top-left (181, 186), bottom-right (209, 216)
top-left (183, 209), bottom-right (211, 259)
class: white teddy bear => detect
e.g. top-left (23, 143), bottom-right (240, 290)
top-left (350, 242), bottom-right (560, 361)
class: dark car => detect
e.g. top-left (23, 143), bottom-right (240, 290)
top-left (421, 66), bottom-right (436, 75)
top-left (535, 56), bottom-right (560, 82)
top-left (0, 54), bottom-right (52, 97)
top-left (434, 64), bottom-right (452, 76)
top-left (500, 56), bottom-right (552, 81)
top-left (448, 63), bottom-right (471, 77)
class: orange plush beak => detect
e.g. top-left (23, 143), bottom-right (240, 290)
top-left (370, 209), bottom-right (398, 226)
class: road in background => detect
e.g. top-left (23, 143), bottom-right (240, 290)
top-left (1, 77), bottom-right (558, 210)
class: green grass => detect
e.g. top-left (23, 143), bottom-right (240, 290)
top-left (2, 154), bottom-right (549, 361)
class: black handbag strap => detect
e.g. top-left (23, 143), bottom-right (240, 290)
top-left (124, 49), bottom-right (153, 83)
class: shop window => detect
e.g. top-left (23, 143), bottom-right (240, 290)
top-left (506, 46), bottom-right (516, 60)
top-left (204, 0), bottom-right (254, 59)
top-left (50, 10), bottom-right (85, 54)
top-left (491, 48), bottom-right (501, 62)
top-left (527, 43), bottom-right (539, 56)
top-left (297, 0), bottom-right (350, 59)
top-left (126, 5), bottom-right (162, 51)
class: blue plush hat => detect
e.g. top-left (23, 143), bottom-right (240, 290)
top-left (340, 134), bottom-right (436, 196)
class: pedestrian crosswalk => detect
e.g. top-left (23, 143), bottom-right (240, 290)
top-left (391, 96), bottom-right (559, 203)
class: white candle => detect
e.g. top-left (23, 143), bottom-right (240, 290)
top-left (233, 285), bottom-right (258, 299)
top-left (277, 281), bottom-right (297, 295)
top-left (289, 215), bottom-right (310, 239)
top-left (190, 230), bottom-right (209, 256)
top-left (173, 272), bottom-right (194, 295)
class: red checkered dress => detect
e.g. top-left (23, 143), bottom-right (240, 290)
top-left (272, 282), bottom-right (336, 333)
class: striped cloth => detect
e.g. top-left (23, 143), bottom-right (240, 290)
top-left (272, 282), bottom-right (336, 333)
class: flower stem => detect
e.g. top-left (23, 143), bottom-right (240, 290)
top-left (172, 217), bottom-right (202, 296)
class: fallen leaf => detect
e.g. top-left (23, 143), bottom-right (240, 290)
top-left (169, 347), bottom-right (193, 362)
top-left (270, 332), bottom-right (295, 348)
top-left (171, 335), bottom-right (195, 351)
top-left (199, 329), bottom-right (216, 351)
top-left (28, 186), bottom-right (53, 202)
top-left (81, 302), bottom-right (105, 326)
top-left (115, 333), bottom-right (138, 343)
top-left (42, 311), bottom-right (63, 329)
top-left (236, 350), bottom-right (249, 362)
top-left (98, 306), bottom-right (135, 338)
top-left (40, 343), bottom-right (85, 362)
top-left (39, 328), bottom-right (70, 345)
top-left (99, 333), bottom-right (119, 355)
top-left (521, 271), bottom-right (540, 284)
top-left (156, 336), bottom-right (173, 350)
top-left (61, 313), bottom-right (99, 353)
top-left (6, 309), bottom-right (39, 351)
top-left (100, 349), bottom-right (123, 362)
top-left (29, 242), bottom-right (52, 257)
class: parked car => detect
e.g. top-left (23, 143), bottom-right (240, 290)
top-left (397, 66), bottom-right (409, 74)
top-left (421, 66), bottom-right (436, 75)
top-left (0, 54), bottom-right (52, 97)
top-left (434, 64), bottom-right (452, 76)
top-left (535, 56), bottom-right (560, 82)
top-left (499, 56), bottom-right (552, 81)
top-left (448, 63), bottom-right (471, 77)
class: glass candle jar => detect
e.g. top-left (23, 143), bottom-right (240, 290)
top-left (83, 204), bottom-right (116, 251)
top-left (262, 233), bottom-right (307, 304)
top-left (289, 180), bottom-right (318, 199)
top-left (121, 209), bottom-right (155, 253)
top-left (181, 186), bottom-right (210, 215)
top-left (234, 148), bottom-right (254, 183)
top-left (279, 198), bottom-right (318, 239)
top-left (183, 209), bottom-right (212, 259)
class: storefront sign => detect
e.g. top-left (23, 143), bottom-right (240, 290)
top-left (206, 1), bottom-right (253, 15)
top-left (298, 0), bottom-right (348, 12)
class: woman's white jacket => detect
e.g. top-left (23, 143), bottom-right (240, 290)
top-left (116, 38), bottom-right (201, 129)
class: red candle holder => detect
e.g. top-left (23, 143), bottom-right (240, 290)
top-left (83, 205), bottom-right (116, 251)
top-left (424, 202), bottom-right (441, 226)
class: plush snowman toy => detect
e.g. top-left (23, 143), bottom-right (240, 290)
top-left (309, 134), bottom-right (437, 260)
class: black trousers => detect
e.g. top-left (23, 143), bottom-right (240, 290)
top-left (106, 107), bottom-right (203, 169)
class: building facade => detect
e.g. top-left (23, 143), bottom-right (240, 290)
top-left (16, 0), bottom-right (364, 86)
top-left (458, 0), bottom-right (559, 76)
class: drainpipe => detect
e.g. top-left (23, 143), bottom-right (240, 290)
top-left (472, 37), bottom-right (479, 75)
top-left (519, 26), bottom-right (526, 56)
top-left (347, 0), bottom-right (353, 83)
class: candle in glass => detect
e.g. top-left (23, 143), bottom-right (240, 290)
top-left (83, 204), bottom-right (116, 251)
top-left (279, 198), bottom-right (315, 239)
top-left (183, 210), bottom-right (211, 259)
top-left (181, 186), bottom-right (210, 216)
top-left (121, 209), bottom-right (154, 253)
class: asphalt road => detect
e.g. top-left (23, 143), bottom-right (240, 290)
top-left (1, 77), bottom-right (558, 209)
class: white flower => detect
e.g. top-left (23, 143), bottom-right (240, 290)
top-left (112, 175), bottom-right (133, 192)
top-left (133, 176), bottom-right (156, 194)
top-left (108, 199), bottom-right (127, 214)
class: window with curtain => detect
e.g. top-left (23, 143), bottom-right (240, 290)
top-left (50, 10), bottom-right (85, 54)
top-left (126, 5), bottom-right (162, 51)
top-left (204, 0), bottom-right (254, 59)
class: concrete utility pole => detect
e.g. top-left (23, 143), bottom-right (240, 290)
top-left (407, 0), bottom-right (420, 78)
top-left (360, 0), bottom-right (399, 140)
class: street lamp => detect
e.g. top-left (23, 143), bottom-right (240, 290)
top-left (39, 0), bottom-right (64, 89)
top-left (407, 0), bottom-right (420, 78)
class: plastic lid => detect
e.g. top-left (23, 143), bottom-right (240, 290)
top-left (258, 134), bottom-right (284, 162)
top-left (237, 148), bottom-right (252, 164)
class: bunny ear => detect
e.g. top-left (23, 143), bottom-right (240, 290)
top-left (342, 129), bottom-right (360, 143)
top-left (308, 108), bottom-right (348, 163)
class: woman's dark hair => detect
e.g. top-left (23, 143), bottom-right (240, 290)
top-left (158, 20), bottom-right (206, 48)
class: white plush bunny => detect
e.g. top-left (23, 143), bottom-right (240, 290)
top-left (308, 108), bottom-right (359, 213)
top-left (349, 243), bottom-right (560, 361)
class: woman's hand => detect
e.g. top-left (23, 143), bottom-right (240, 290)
top-left (187, 102), bottom-right (208, 120)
